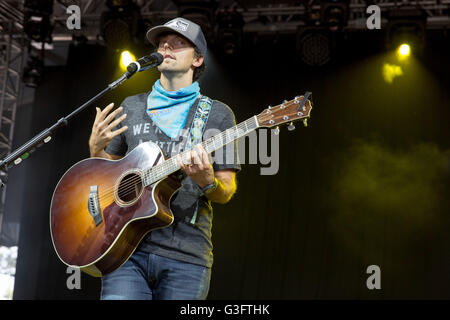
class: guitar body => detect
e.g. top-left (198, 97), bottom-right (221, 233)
top-left (50, 142), bottom-right (181, 277)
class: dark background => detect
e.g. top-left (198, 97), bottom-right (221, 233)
top-left (6, 28), bottom-right (450, 299)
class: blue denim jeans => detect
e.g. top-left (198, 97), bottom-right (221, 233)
top-left (100, 251), bottom-right (211, 300)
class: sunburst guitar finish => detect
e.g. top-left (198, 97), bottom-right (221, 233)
top-left (50, 142), bottom-right (180, 277)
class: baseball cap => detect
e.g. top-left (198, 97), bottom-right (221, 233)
top-left (146, 17), bottom-right (207, 55)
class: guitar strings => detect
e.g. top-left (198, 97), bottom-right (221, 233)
top-left (96, 120), bottom-right (252, 202)
top-left (96, 100), bottom-right (305, 203)
top-left (96, 120), bottom-right (252, 203)
top-left (96, 107), bottom-right (300, 202)
top-left (97, 120), bottom-right (250, 202)
top-left (97, 112), bottom-right (289, 203)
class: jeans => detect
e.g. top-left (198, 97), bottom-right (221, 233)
top-left (100, 251), bottom-right (211, 300)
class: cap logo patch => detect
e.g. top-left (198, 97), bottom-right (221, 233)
top-left (166, 19), bottom-right (189, 32)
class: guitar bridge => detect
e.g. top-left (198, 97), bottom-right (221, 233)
top-left (88, 185), bottom-right (102, 226)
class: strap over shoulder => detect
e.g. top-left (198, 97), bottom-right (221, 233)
top-left (185, 95), bottom-right (213, 150)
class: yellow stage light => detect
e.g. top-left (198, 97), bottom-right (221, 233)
top-left (398, 44), bottom-right (410, 57)
top-left (120, 51), bottom-right (135, 69)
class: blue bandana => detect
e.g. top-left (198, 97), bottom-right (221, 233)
top-left (147, 80), bottom-right (200, 139)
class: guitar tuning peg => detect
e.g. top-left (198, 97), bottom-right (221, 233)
top-left (303, 119), bottom-right (308, 127)
top-left (287, 122), bottom-right (295, 131)
top-left (274, 126), bottom-right (280, 135)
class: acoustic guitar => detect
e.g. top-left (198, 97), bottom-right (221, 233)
top-left (50, 94), bottom-right (312, 277)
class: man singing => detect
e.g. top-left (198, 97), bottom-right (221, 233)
top-left (88, 17), bottom-right (241, 299)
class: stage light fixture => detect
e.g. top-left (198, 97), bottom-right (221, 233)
top-left (120, 50), bottom-right (135, 69)
top-left (398, 44), bottom-right (410, 57)
top-left (23, 0), bottom-right (54, 43)
top-left (100, 0), bottom-right (142, 50)
top-left (71, 34), bottom-right (88, 47)
top-left (320, 0), bottom-right (349, 31)
top-left (173, 0), bottom-right (218, 43)
top-left (22, 54), bottom-right (44, 88)
top-left (297, 27), bottom-right (331, 66)
top-left (386, 7), bottom-right (426, 55)
top-left (216, 9), bottom-right (245, 56)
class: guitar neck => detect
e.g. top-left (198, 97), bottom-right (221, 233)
top-left (142, 116), bottom-right (260, 186)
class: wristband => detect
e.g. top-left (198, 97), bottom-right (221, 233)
top-left (201, 178), bottom-right (218, 195)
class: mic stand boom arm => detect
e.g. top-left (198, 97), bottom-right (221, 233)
top-left (0, 69), bottom-right (137, 187)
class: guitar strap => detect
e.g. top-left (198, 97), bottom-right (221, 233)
top-left (185, 95), bottom-right (213, 151)
top-left (179, 95), bottom-right (213, 226)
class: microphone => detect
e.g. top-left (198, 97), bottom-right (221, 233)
top-left (126, 52), bottom-right (163, 76)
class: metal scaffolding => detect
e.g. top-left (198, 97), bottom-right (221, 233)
top-left (0, 0), bottom-right (441, 42)
top-left (48, 0), bottom-right (450, 41)
top-left (0, 18), bottom-right (26, 233)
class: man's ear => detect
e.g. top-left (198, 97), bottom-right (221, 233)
top-left (193, 55), bottom-right (204, 68)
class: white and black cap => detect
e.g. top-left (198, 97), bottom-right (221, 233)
top-left (146, 17), bottom-right (207, 55)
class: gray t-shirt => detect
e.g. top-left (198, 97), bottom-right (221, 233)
top-left (105, 92), bottom-right (241, 268)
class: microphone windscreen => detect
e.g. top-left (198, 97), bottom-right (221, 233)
top-left (127, 63), bottom-right (138, 73)
top-left (152, 52), bottom-right (164, 64)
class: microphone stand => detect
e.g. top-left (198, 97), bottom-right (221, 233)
top-left (0, 61), bottom-right (158, 188)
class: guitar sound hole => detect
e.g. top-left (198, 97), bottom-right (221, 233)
top-left (117, 173), bottom-right (143, 203)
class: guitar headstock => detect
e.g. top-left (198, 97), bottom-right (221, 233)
top-left (256, 93), bottom-right (312, 130)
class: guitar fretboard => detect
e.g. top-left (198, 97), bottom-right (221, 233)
top-left (142, 116), bottom-right (259, 186)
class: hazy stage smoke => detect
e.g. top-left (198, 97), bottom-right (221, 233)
top-left (328, 140), bottom-right (449, 269)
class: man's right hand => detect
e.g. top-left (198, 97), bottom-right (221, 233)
top-left (89, 102), bottom-right (128, 157)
